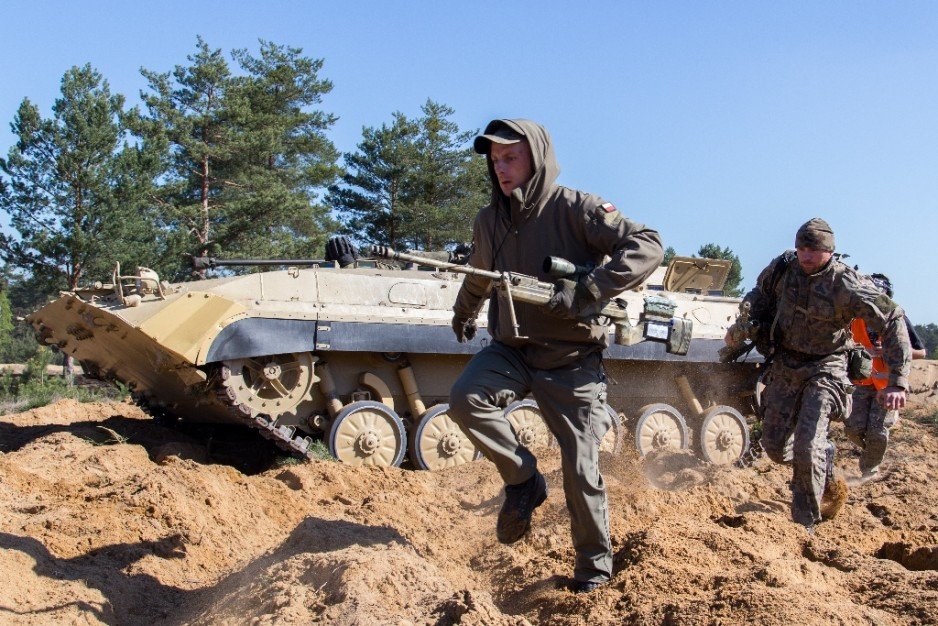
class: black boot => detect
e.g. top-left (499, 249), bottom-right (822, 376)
top-left (496, 472), bottom-right (547, 544)
top-left (569, 579), bottom-right (608, 594)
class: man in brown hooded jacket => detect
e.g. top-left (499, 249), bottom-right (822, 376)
top-left (448, 119), bottom-right (663, 593)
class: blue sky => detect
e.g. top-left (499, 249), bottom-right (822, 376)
top-left (2, 1), bottom-right (936, 322)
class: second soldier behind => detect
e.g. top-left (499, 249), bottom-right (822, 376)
top-left (845, 273), bottom-right (927, 478)
top-left (724, 218), bottom-right (911, 532)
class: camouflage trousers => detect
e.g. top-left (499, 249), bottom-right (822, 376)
top-left (448, 341), bottom-right (614, 583)
top-left (844, 384), bottom-right (899, 474)
top-left (760, 360), bottom-right (851, 527)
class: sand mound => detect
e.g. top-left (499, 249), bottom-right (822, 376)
top-left (1, 364), bottom-right (937, 625)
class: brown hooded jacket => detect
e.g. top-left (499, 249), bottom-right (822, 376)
top-left (453, 119), bottom-right (664, 369)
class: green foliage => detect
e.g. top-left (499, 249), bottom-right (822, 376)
top-left (133, 37), bottom-right (341, 278)
top-left (0, 318), bottom-right (39, 364)
top-left (306, 438), bottom-right (335, 462)
top-left (330, 99), bottom-right (486, 250)
top-left (662, 246), bottom-right (676, 266)
top-left (0, 346), bottom-right (124, 415)
top-left (913, 323), bottom-right (938, 359)
top-left (0, 64), bottom-right (159, 292)
top-left (0, 271), bottom-right (41, 363)
top-left (329, 112), bottom-right (420, 247)
top-left (272, 439), bottom-right (333, 465)
top-left (0, 285), bottom-right (12, 353)
top-left (2, 36), bottom-right (494, 291)
top-left (696, 243), bottom-right (744, 297)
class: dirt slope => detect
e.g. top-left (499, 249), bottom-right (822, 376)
top-left (1, 361), bottom-right (936, 625)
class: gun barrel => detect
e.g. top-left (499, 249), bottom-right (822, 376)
top-left (191, 257), bottom-right (328, 270)
top-left (369, 246), bottom-right (503, 281)
top-left (543, 256), bottom-right (591, 278)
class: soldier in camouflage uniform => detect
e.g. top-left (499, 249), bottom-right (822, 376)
top-left (725, 218), bottom-right (911, 531)
top-left (844, 273), bottom-right (927, 477)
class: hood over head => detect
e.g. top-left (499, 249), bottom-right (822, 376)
top-left (474, 118), bottom-right (560, 213)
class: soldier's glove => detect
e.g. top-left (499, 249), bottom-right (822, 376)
top-left (547, 277), bottom-right (599, 320)
top-left (724, 321), bottom-right (746, 347)
top-left (450, 242), bottom-right (472, 265)
top-left (451, 315), bottom-right (477, 343)
top-left (325, 235), bottom-right (359, 268)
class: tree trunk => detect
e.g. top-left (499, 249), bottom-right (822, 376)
top-left (64, 355), bottom-right (76, 387)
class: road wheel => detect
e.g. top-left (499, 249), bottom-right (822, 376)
top-left (698, 405), bottom-right (750, 465)
top-left (327, 401), bottom-right (406, 467)
top-left (504, 399), bottom-right (555, 451)
top-left (218, 352), bottom-right (315, 418)
top-left (634, 403), bottom-right (689, 456)
top-left (410, 404), bottom-right (482, 471)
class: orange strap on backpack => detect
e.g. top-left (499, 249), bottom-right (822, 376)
top-left (850, 318), bottom-right (888, 390)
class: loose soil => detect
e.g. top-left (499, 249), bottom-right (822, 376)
top-left (1, 361), bottom-right (936, 625)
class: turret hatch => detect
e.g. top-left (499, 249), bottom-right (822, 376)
top-left (662, 257), bottom-right (732, 294)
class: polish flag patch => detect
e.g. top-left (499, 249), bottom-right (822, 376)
top-left (600, 202), bottom-right (617, 213)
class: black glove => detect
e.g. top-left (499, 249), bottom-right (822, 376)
top-left (446, 242), bottom-right (472, 265)
top-left (547, 278), bottom-right (598, 319)
top-left (325, 235), bottom-right (359, 268)
top-left (451, 316), bottom-right (477, 343)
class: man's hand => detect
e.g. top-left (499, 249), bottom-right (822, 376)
top-left (724, 321), bottom-right (749, 347)
top-left (451, 316), bottom-right (477, 343)
top-left (450, 242), bottom-right (472, 265)
top-left (724, 327), bottom-right (741, 347)
top-left (877, 386), bottom-right (907, 410)
top-left (325, 235), bottom-right (359, 268)
top-left (547, 278), bottom-right (596, 320)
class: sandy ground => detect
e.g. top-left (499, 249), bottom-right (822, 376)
top-left (1, 361), bottom-right (936, 625)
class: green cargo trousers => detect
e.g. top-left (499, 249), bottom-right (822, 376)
top-left (448, 341), bottom-right (614, 583)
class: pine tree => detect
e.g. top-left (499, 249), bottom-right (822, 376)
top-left (0, 270), bottom-right (40, 363)
top-left (134, 37), bottom-right (341, 275)
top-left (330, 100), bottom-right (485, 251)
top-left (0, 64), bottom-right (157, 293)
top-left (405, 100), bottom-right (486, 250)
top-left (224, 41), bottom-right (341, 258)
top-left (0, 281), bottom-right (13, 361)
top-left (135, 37), bottom-right (236, 275)
top-left (913, 323), bottom-right (938, 359)
top-left (329, 112), bottom-right (420, 248)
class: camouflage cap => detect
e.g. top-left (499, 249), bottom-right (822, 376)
top-left (795, 217), bottom-right (835, 252)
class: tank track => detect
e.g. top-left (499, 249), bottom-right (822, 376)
top-left (212, 365), bottom-right (319, 460)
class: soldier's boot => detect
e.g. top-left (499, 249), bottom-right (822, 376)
top-left (820, 441), bottom-right (848, 520)
top-left (496, 472), bottom-right (547, 544)
top-left (569, 579), bottom-right (609, 594)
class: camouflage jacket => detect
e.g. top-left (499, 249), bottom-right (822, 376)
top-left (743, 253), bottom-right (911, 389)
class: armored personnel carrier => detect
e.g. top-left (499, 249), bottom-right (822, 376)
top-left (27, 253), bottom-right (760, 470)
